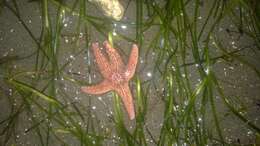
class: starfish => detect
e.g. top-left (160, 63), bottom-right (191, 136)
top-left (81, 41), bottom-right (138, 120)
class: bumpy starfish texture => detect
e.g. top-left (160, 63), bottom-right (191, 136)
top-left (81, 41), bottom-right (138, 120)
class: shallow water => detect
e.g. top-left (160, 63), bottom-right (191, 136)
top-left (0, 0), bottom-right (260, 145)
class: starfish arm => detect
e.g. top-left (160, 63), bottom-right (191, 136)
top-left (115, 83), bottom-right (135, 120)
top-left (81, 80), bottom-right (111, 95)
top-left (103, 41), bottom-right (124, 69)
top-left (125, 44), bottom-right (138, 80)
top-left (92, 42), bottom-right (111, 77)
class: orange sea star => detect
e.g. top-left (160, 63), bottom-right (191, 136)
top-left (81, 41), bottom-right (138, 120)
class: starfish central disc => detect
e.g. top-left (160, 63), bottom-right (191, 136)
top-left (111, 73), bottom-right (124, 84)
top-left (81, 41), bottom-right (138, 120)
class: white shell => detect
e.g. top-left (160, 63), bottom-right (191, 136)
top-left (93, 0), bottom-right (124, 21)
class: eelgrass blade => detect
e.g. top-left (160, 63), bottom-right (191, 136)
top-left (8, 79), bottom-right (58, 104)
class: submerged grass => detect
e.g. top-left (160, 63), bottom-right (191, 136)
top-left (0, 0), bottom-right (260, 145)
